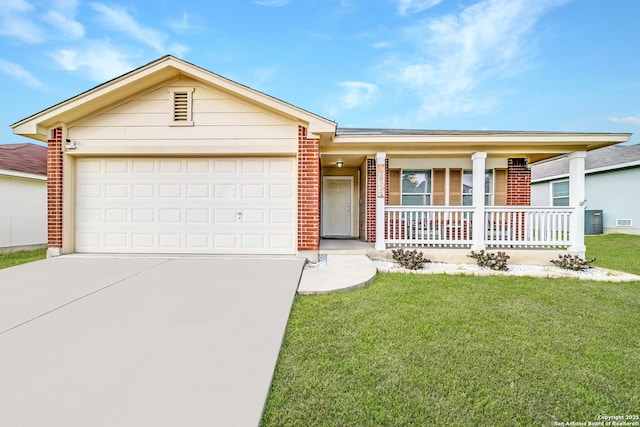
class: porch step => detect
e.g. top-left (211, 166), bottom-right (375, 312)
top-left (298, 254), bottom-right (377, 294)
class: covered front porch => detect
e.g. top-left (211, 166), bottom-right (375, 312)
top-left (319, 129), bottom-right (632, 260)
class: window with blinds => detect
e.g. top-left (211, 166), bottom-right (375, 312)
top-left (391, 167), bottom-right (507, 206)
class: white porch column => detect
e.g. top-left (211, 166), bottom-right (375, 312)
top-left (568, 151), bottom-right (587, 254)
top-left (374, 152), bottom-right (386, 250)
top-left (471, 152), bottom-right (487, 251)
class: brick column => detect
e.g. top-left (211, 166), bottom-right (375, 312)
top-left (47, 127), bottom-right (64, 256)
top-left (507, 158), bottom-right (531, 205)
top-left (297, 126), bottom-right (320, 252)
top-left (365, 157), bottom-right (390, 243)
top-left (366, 159), bottom-right (376, 242)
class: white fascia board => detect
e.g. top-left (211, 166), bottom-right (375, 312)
top-left (334, 133), bottom-right (631, 144)
top-left (586, 160), bottom-right (640, 175)
top-left (0, 168), bottom-right (47, 181)
top-left (531, 174), bottom-right (569, 184)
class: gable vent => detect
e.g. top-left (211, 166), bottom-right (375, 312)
top-left (168, 87), bottom-right (194, 126)
top-left (616, 219), bottom-right (633, 227)
top-left (173, 92), bottom-right (189, 121)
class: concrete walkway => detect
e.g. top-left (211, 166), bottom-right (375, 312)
top-left (0, 256), bottom-right (304, 427)
top-left (298, 254), bottom-right (377, 294)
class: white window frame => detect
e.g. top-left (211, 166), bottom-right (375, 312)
top-left (462, 169), bottom-right (493, 206)
top-left (169, 87), bottom-right (195, 126)
top-left (551, 179), bottom-right (570, 206)
top-left (401, 169), bottom-right (432, 206)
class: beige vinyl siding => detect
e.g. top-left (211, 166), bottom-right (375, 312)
top-left (66, 78), bottom-right (299, 156)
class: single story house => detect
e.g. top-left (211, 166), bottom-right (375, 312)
top-left (11, 56), bottom-right (631, 261)
top-left (531, 143), bottom-right (640, 235)
top-left (0, 143), bottom-right (48, 252)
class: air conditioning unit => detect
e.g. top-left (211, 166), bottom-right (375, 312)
top-left (585, 210), bottom-right (603, 235)
top-left (616, 219), bottom-right (633, 227)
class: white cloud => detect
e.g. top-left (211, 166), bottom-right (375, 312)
top-left (169, 13), bottom-right (193, 34)
top-left (0, 59), bottom-right (47, 89)
top-left (169, 43), bottom-right (190, 58)
top-left (609, 116), bottom-right (640, 126)
top-left (44, 10), bottom-right (85, 39)
top-left (323, 81), bottom-right (379, 118)
top-left (90, 2), bottom-right (169, 53)
top-left (0, 0), bottom-right (45, 43)
top-left (45, 0), bottom-right (84, 38)
top-left (254, 0), bottom-right (290, 6)
top-left (395, 0), bottom-right (443, 16)
top-left (373, 41), bottom-right (393, 49)
top-left (0, 0), bottom-right (85, 42)
top-left (52, 42), bottom-right (134, 81)
top-left (337, 81), bottom-right (379, 109)
top-left (390, 0), bottom-right (569, 118)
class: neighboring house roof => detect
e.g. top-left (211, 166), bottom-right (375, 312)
top-left (11, 55), bottom-right (336, 141)
top-left (0, 143), bottom-right (47, 176)
top-left (531, 143), bottom-right (640, 182)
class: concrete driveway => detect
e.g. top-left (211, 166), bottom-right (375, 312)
top-left (0, 255), bottom-right (304, 427)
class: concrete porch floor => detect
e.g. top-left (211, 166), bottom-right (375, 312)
top-left (320, 238), bottom-right (375, 253)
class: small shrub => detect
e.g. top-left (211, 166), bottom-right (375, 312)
top-left (392, 248), bottom-right (431, 270)
top-left (550, 254), bottom-right (596, 271)
top-left (468, 250), bottom-right (510, 271)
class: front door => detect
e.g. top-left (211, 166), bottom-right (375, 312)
top-left (322, 177), bottom-right (353, 237)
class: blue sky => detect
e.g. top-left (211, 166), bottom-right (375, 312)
top-left (1, 0), bottom-right (639, 145)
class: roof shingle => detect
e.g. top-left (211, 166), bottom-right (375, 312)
top-left (531, 143), bottom-right (640, 181)
top-left (0, 143), bottom-right (48, 176)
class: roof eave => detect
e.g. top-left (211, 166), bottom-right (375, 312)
top-left (0, 168), bottom-right (47, 180)
top-left (333, 132), bottom-right (632, 144)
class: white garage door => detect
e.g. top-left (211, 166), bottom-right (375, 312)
top-left (75, 158), bottom-right (296, 254)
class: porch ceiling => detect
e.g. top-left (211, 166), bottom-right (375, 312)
top-left (320, 153), bottom-right (367, 168)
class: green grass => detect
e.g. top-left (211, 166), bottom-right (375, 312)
top-left (0, 248), bottom-right (46, 270)
top-left (263, 235), bottom-right (640, 426)
top-left (586, 233), bottom-right (640, 275)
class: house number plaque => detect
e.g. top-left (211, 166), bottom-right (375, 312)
top-left (376, 163), bottom-right (385, 198)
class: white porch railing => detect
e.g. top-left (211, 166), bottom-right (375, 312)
top-left (384, 206), bottom-right (574, 249)
top-left (385, 206), bottom-right (475, 248)
top-left (485, 206), bottom-right (573, 248)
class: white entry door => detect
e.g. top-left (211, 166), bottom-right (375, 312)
top-left (75, 157), bottom-right (296, 254)
top-left (322, 177), bottom-right (353, 237)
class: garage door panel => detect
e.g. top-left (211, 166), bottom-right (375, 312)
top-left (75, 158), bottom-right (296, 254)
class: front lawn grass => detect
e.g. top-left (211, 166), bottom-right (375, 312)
top-left (586, 233), bottom-right (640, 275)
top-left (0, 248), bottom-right (46, 270)
top-left (263, 274), bottom-right (640, 426)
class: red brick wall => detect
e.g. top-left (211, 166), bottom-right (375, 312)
top-left (47, 127), bottom-right (63, 249)
top-left (297, 126), bottom-right (320, 251)
top-left (365, 158), bottom-right (389, 242)
top-left (507, 158), bottom-right (531, 206)
top-left (366, 159), bottom-right (376, 242)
